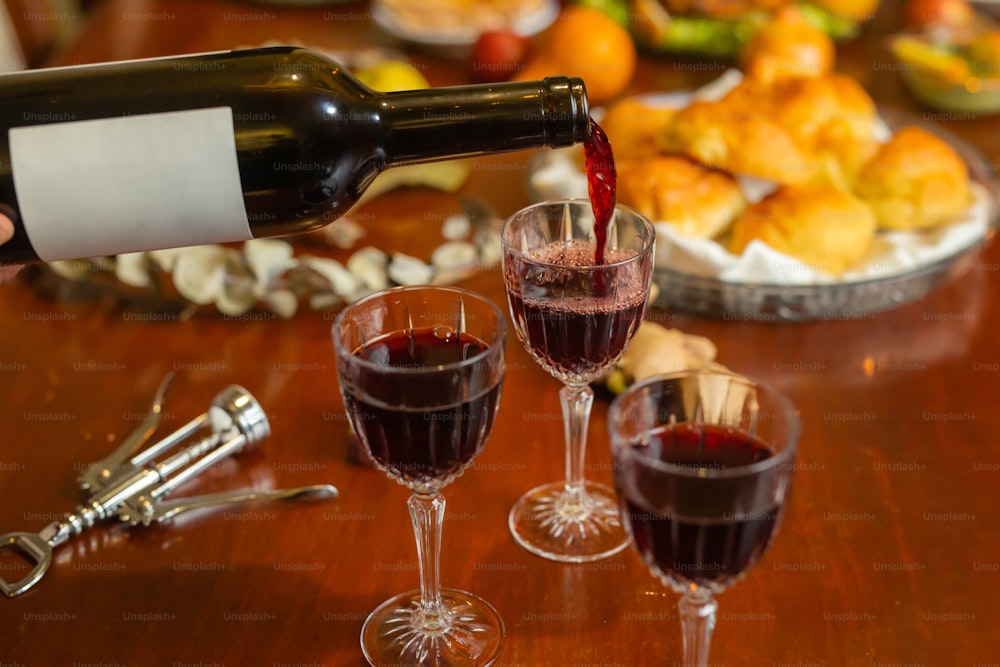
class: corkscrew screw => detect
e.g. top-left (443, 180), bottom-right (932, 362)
top-left (0, 375), bottom-right (338, 598)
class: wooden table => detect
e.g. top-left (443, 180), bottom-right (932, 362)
top-left (2, 0), bottom-right (999, 664)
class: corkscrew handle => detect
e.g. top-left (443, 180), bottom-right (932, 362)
top-left (0, 532), bottom-right (52, 599)
top-left (0, 382), bottom-right (273, 599)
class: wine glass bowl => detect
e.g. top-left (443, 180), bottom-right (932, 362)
top-left (607, 369), bottom-right (800, 665)
top-left (333, 285), bottom-right (506, 666)
top-left (502, 199), bottom-right (655, 562)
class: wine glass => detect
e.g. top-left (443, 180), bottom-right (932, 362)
top-left (332, 285), bottom-right (507, 667)
top-left (607, 369), bottom-right (800, 666)
top-left (501, 199), bottom-right (655, 562)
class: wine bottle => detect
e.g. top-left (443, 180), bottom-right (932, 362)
top-left (0, 45), bottom-right (589, 265)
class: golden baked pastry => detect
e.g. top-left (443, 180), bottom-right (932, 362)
top-left (812, 132), bottom-right (882, 191)
top-left (770, 74), bottom-right (876, 152)
top-left (770, 73), bottom-right (879, 186)
top-left (855, 125), bottom-right (971, 230)
top-left (661, 72), bottom-right (882, 190)
top-left (601, 97), bottom-right (677, 161)
top-left (741, 8), bottom-right (836, 84)
top-left (660, 96), bottom-right (818, 184)
top-left (729, 184), bottom-right (878, 275)
top-left (618, 155), bottom-right (747, 238)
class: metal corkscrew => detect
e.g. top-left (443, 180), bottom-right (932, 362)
top-left (0, 375), bottom-right (338, 598)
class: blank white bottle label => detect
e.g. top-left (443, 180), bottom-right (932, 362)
top-left (10, 107), bottom-right (251, 262)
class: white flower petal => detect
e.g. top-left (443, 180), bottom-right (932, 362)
top-left (147, 248), bottom-right (186, 272)
top-left (441, 214), bottom-right (471, 241)
top-left (115, 252), bottom-right (152, 288)
top-left (265, 289), bottom-right (299, 319)
top-left (321, 217), bottom-right (366, 249)
top-left (309, 292), bottom-right (342, 311)
top-left (475, 228), bottom-right (503, 267)
top-left (244, 238), bottom-right (295, 288)
top-left (48, 259), bottom-right (91, 280)
top-left (215, 273), bottom-right (257, 316)
top-left (431, 241), bottom-right (478, 272)
top-left (347, 246), bottom-right (389, 291)
top-left (388, 252), bottom-right (433, 286)
top-left (172, 246), bottom-right (229, 305)
top-left (302, 256), bottom-right (360, 298)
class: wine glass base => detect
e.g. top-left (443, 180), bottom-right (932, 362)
top-left (508, 481), bottom-right (629, 563)
top-left (360, 588), bottom-right (504, 667)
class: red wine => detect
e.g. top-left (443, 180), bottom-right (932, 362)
top-left (0, 46), bottom-right (589, 264)
top-left (617, 423), bottom-right (781, 590)
top-left (343, 327), bottom-right (501, 486)
top-left (583, 118), bottom-right (616, 293)
top-left (504, 240), bottom-right (647, 381)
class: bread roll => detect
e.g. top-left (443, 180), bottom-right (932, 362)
top-left (601, 97), bottom-right (677, 160)
top-left (729, 184), bottom-right (877, 275)
top-left (771, 74), bottom-right (877, 152)
top-left (661, 96), bottom-right (817, 184)
top-left (618, 155), bottom-right (747, 238)
top-left (855, 126), bottom-right (971, 230)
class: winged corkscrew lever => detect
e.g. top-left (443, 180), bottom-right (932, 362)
top-left (0, 378), bottom-right (338, 598)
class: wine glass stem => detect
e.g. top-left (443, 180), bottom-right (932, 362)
top-left (408, 492), bottom-right (450, 629)
top-left (678, 586), bottom-right (718, 667)
top-left (560, 383), bottom-right (594, 504)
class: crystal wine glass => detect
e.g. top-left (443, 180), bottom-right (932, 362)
top-left (502, 199), bottom-right (655, 562)
top-left (607, 369), bottom-right (800, 666)
top-left (333, 286), bottom-right (507, 666)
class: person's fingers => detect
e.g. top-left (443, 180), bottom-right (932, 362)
top-left (0, 213), bottom-right (12, 245)
top-left (0, 214), bottom-right (23, 282)
top-left (0, 265), bottom-right (19, 283)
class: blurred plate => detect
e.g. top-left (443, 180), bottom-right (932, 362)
top-left (371, 0), bottom-right (559, 47)
top-left (889, 31), bottom-right (1000, 114)
top-left (528, 103), bottom-right (999, 321)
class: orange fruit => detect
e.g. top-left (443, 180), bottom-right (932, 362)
top-left (741, 8), bottom-right (836, 83)
top-left (515, 6), bottom-right (637, 106)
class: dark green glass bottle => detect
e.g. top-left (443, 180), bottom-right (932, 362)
top-left (0, 46), bottom-right (589, 264)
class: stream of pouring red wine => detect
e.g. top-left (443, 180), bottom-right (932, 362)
top-left (583, 118), bottom-right (617, 294)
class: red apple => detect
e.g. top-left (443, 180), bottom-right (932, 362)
top-left (902, 0), bottom-right (976, 29)
top-left (470, 29), bottom-right (531, 83)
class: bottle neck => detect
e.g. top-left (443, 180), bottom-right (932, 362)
top-left (379, 77), bottom-right (589, 167)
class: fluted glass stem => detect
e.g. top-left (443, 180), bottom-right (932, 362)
top-left (679, 586), bottom-right (718, 667)
top-left (408, 493), bottom-right (451, 630)
top-left (560, 383), bottom-right (594, 507)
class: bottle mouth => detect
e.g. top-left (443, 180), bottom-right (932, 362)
top-left (541, 76), bottom-right (590, 147)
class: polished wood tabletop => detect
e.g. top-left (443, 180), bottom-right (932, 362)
top-left (2, 0), bottom-right (999, 664)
